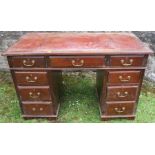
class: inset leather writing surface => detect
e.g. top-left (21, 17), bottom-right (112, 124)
top-left (3, 33), bottom-right (153, 56)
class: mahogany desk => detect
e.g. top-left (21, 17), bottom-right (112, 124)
top-left (2, 32), bottom-right (153, 121)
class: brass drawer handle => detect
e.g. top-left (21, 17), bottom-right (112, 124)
top-left (72, 59), bottom-right (84, 67)
top-left (120, 59), bottom-right (133, 66)
top-left (114, 107), bottom-right (126, 113)
top-left (29, 92), bottom-right (40, 99)
top-left (32, 107), bottom-right (43, 111)
top-left (26, 75), bottom-right (38, 83)
top-left (119, 75), bottom-right (131, 82)
top-left (40, 107), bottom-right (43, 111)
top-left (23, 59), bottom-right (35, 67)
top-left (32, 107), bottom-right (36, 111)
top-left (117, 91), bottom-right (128, 98)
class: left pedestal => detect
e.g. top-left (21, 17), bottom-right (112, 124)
top-left (7, 56), bottom-right (62, 120)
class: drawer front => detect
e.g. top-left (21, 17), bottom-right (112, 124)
top-left (108, 70), bottom-right (141, 84)
top-left (48, 56), bottom-right (105, 68)
top-left (10, 56), bottom-right (45, 68)
top-left (106, 86), bottom-right (138, 101)
top-left (22, 102), bottom-right (53, 115)
top-left (15, 71), bottom-right (49, 85)
top-left (104, 102), bottom-right (134, 115)
top-left (18, 86), bottom-right (51, 101)
top-left (110, 56), bottom-right (145, 67)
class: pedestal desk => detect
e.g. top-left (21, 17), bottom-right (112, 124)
top-left (2, 32), bottom-right (153, 121)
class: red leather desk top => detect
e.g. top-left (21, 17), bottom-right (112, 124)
top-left (3, 32), bottom-right (153, 56)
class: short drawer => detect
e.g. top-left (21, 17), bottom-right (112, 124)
top-left (14, 71), bottom-right (49, 85)
top-left (104, 101), bottom-right (135, 115)
top-left (108, 70), bottom-right (141, 84)
top-left (18, 86), bottom-right (51, 101)
top-left (22, 102), bottom-right (53, 115)
top-left (110, 55), bottom-right (146, 67)
top-left (10, 56), bottom-right (45, 68)
top-left (48, 56), bottom-right (105, 68)
top-left (106, 86), bottom-right (139, 101)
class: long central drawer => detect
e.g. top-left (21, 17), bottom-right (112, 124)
top-left (48, 56), bottom-right (105, 68)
